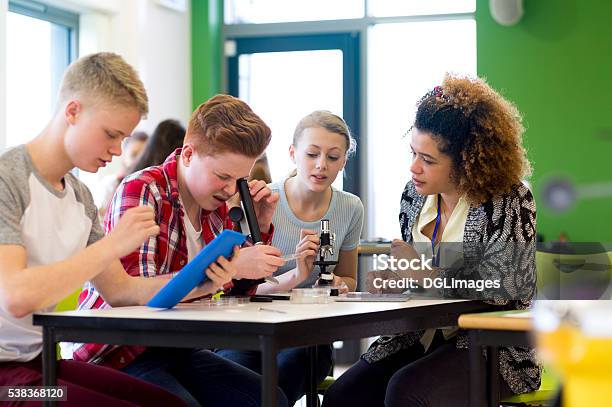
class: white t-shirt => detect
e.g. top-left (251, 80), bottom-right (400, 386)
top-left (0, 145), bottom-right (103, 362)
top-left (178, 196), bottom-right (205, 261)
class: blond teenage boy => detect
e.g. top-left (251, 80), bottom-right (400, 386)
top-left (0, 52), bottom-right (236, 405)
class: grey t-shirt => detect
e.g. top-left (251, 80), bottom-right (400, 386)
top-left (269, 178), bottom-right (364, 288)
top-left (0, 145), bottom-right (103, 362)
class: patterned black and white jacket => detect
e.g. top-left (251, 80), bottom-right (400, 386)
top-left (362, 181), bottom-right (541, 395)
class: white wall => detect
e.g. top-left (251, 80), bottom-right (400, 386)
top-left (51, 0), bottom-right (192, 133)
top-left (7, 0), bottom-right (193, 190)
top-left (1, 0), bottom-right (192, 144)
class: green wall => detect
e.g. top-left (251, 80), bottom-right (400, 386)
top-left (476, 0), bottom-right (612, 242)
top-left (191, 0), bottom-right (222, 110)
top-left (192, 0), bottom-right (612, 242)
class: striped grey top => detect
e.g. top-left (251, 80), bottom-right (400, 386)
top-left (269, 178), bottom-right (364, 288)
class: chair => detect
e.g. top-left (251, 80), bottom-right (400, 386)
top-left (55, 289), bottom-right (80, 312)
top-left (500, 366), bottom-right (560, 406)
top-left (54, 289), bottom-right (80, 360)
top-left (317, 375), bottom-right (335, 394)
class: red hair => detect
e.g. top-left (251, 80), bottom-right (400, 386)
top-left (185, 94), bottom-right (271, 157)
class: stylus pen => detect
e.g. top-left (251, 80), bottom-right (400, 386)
top-left (282, 253), bottom-right (302, 261)
top-left (258, 307), bottom-right (287, 314)
top-left (265, 276), bottom-right (280, 285)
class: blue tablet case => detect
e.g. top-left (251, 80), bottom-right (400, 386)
top-left (147, 230), bottom-right (247, 308)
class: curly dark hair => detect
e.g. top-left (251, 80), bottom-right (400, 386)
top-left (413, 74), bottom-right (531, 204)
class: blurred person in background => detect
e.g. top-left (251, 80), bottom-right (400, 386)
top-left (130, 119), bottom-right (186, 174)
top-left (96, 131), bottom-right (148, 217)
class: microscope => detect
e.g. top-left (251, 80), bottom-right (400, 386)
top-left (227, 178), bottom-right (278, 293)
top-left (313, 219), bottom-right (340, 295)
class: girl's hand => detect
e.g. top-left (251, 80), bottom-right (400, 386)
top-left (332, 274), bottom-right (349, 294)
top-left (295, 229), bottom-right (319, 280)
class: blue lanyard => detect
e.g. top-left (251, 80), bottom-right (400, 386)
top-left (431, 194), bottom-right (442, 267)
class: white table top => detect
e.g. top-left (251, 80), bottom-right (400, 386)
top-left (36, 298), bottom-right (471, 324)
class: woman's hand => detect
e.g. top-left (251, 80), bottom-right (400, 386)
top-left (390, 239), bottom-right (419, 263)
top-left (365, 270), bottom-right (404, 294)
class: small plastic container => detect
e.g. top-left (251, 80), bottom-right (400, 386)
top-left (290, 288), bottom-right (331, 304)
top-left (198, 297), bottom-right (250, 307)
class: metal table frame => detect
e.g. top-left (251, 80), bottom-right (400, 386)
top-left (468, 329), bottom-right (532, 407)
top-left (35, 300), bottom-right (493, 407)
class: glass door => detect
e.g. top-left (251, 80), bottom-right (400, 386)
top-left (226, 33), bottom-right (360, 195)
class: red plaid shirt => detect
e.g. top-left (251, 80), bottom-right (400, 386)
top-left (72, 149), bottom-right (271, 369)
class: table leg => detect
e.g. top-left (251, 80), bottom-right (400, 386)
top-left (260, 335), bottom-right (278, 407)
top-left (469, 330), bottom-right (485, 407)
top-left (487, 346), bottom-right (500, 407)
top-left (42, 326), bottom-right (57, 407)
top-left (306, 346), bottom-right (318, 407)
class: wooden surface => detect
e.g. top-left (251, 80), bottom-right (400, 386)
top-left (358, 242), bottom-right (391, 255)
top-left (458, 310), bottom-right (532, 332)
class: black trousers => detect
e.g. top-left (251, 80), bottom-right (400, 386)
top-left (322, 331), bottom-right (513, 407)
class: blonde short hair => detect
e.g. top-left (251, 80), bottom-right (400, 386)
top-left (58, 52), bottom-right (148, 116)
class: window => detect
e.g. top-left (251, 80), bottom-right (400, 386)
top-left (5, 0), bottom-right (78, 148)
top-left (367, 19), bottom-right (476, 240)
top-left (224, 0), bottom-right (476, 240)
top-left (225, 0), bottom-right (364, 24)
top-left (368, 0), bottom-right (475, 17)
top-left (238, 49), bottom-right (344, 187)
top-left (227, 33), bottom-right (361, 194)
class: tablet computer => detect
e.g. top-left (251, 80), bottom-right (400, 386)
top-left (147, 230), bottom-right (247, 308)
top-left (334, 292), bottom-right (411, 302)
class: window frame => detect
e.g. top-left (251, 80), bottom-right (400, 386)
top-left (5, 0), bottom-right (79, 148)
top-left (226, 33), bottom-right (361, 196)
top-left (223, 8), bottom-right (475, 240)
top-left (9, 0), bottom-right (79, 59)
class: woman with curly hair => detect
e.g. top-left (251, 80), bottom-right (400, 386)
top-left (322, 74), bottom-right (539, 407)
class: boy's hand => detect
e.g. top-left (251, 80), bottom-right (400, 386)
top-left (107, 206), bottom-right (160, 259)
top-left (295, 229), bottom-right (319, 280)
top-left (205, 246), bottom-right (240, 290)
top-left (248, 180), bottom-right (279, 234)
top-left (233, 244), bottom-right (285, 279)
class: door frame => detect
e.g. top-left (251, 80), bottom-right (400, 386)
top-left (226, 33), bottom-right (361, 196)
